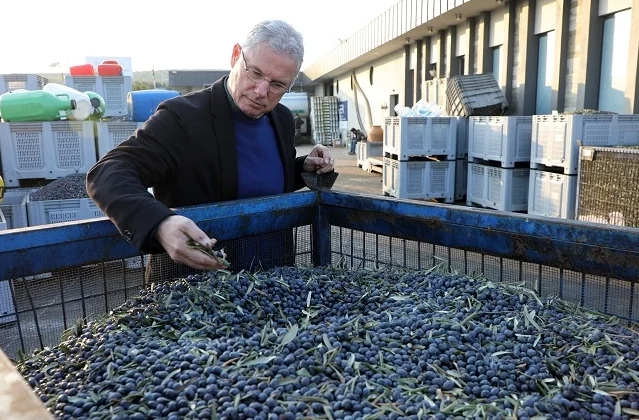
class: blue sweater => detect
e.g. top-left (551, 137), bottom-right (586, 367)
top-left (231, 107), bottom-right (285, 199)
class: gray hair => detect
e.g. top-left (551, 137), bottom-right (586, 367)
top-left (242, 20), bottom-right (305, 73)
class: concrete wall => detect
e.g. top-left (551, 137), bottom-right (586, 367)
top-left (564, 0), bottom-right (581, 111)
top-left (309, 0), bottom-right (638, 117)
top-left (335, 50), bottom-right (404, 131)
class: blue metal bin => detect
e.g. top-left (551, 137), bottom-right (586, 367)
top-left (0, 191), bottom-right (637, 359)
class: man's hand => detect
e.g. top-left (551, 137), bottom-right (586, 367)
top-left (303, 145), bottom-right (335, 174)
top-left (155, 215), bottom-right (227, 270)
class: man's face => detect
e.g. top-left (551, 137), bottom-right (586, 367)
top-left (227, 43), bottom-right (298, 118)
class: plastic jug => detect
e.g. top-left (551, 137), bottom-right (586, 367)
top-left (0, 90), bottom-right (76, 122)
top-left (85, 91), bottom-right (106, 120)
top-left (70, 64), bottom-right (95, 76)
top-left (97, 60), bottom-right (123, 76)
top-left (43, 83), bottom-right (92, 121)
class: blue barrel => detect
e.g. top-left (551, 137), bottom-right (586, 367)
top-left (127, 89), bottom-right (180, 122)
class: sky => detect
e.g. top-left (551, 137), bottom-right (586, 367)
top-left (0, 0), bottom-right (397, 74)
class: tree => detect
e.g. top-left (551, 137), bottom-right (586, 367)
top-left (132, 81), bottom-right (154, 91)
top-left (132, 81), bottom-right (168, 91)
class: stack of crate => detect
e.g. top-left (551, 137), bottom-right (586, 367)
top-left (64, 74), bottom-right (132, 118)
top-left (424, 78), bottom-right (448, 111)
top-left (310, 96), bottom-right (340, 146)
top-left (529, 113), bottom-right (639, 219)
top-left (382, 116), bottom-right (457, 202)
top-left (466, 116), bottom-right (533, 212)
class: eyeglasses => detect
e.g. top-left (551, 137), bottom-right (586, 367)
top-left (241, 50), bottom-right (291, 94)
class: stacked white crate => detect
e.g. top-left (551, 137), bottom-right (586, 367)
top-left (64, 75), bottom-right (132, 118)
top-left (96, 121), bottom-right (144, 158)
top-left (424, 79), bottom-right (448, 111)
top-left (382, 116), bottom-right (457, 202)
top-left (310, 96), bottom-right (340, 146)
top-left (0, 121), bottom-right (97, 187)
top-left (0, 73), bottom-right (48, 95)
top-left (529, 114), bottom-right (639, 219)
top-left (466, 116), bottom-right (533, 212)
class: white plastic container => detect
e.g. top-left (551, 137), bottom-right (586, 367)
top-left (528, 170), bottom-right (578, 219)
top-left (468, 116), bottom-right (532, 167)
top-left (466, 163), bottom-right (530, 212)
top-left (383, 116), bottom-right (457, 160)
top-left (382, 157), bottom-right (455, 202)
top-left (43, 83), bottom-right (92, 121)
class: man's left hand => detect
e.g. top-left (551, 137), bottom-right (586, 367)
top-left (303, 145), bottom-right (335, 174)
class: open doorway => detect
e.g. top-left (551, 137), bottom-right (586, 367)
top-left (389, 94), bottom-right (399, 116)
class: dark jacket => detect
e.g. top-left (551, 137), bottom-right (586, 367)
top-left (86, 77), bottom-right (308, 279)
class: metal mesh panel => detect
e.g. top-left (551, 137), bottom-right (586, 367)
top-left (577, 148), bottom-right (639, 227)
top-left (1, 261), bottom-right (145, 359)
top-left (329, 226), bottom-right (639, 325)
top-left (0, 226), bottom-right (314, 359)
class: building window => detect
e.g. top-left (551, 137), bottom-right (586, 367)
top-left (536, 31), bottom-right (555, 115)
top-left (599, 9), bottom-right (631, 114)
top-left (492, 46), bottom-right (502, 88)
top-left (369, 66), bottom-right (374, 85)
top-left (457, 56), bottom-right (465, 76)
top-left (427, 63), bottom-right (437, 80)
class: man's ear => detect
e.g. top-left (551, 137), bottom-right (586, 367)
top-left (230, 44), bottom-right (242, 67)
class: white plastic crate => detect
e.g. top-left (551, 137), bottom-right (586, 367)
top-left (466, 163), bottom-right (530, 212)
top-left (424, 79), bottom-right (448, 110)
top-left (531, 114), bottom-right (639, 174)
top-left (0, 121), bottom-right (97, 187)
top-left (455, 117), bottom-right (469, 159)
top-left (356, 142), bottom-right (383, 167)
top-left (0, 188), bottom-right (32, 229)
top-left (64, 75), bottom-right (132, 117)
top-left (0, 279), bottom-right (16, 324)
top-left (528, 170), bottom-right (578, 219)
top-left (26, 194), bottom-right (105, 227)
top-left (382, 157), bottom-right (455, 202)
top-left (96, 121), bottom-right (144, 158)
top-left (468, 116), bottom-right (532, 167)
top-left (455, 159), bottom-right (468, 201)
top-left (383, 117), bottom-right (457, 160)
top-left (0, 73), bottom-right (48, 95)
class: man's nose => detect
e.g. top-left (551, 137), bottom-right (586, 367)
top-left (253, 80), bottom-right (270, 97)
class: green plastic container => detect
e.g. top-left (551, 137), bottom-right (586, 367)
top-left (0, 90), bottom-right (76, 122)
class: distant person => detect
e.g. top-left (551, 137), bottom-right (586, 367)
top-left (349, 127), bottom-right (366, 155)
top-left (87, 20), bottom-right (335, 280)
top-left (294, 113), bottom-right (304, 142)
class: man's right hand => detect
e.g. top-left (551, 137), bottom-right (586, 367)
top-left (155, 215), bottom-right (227, 270)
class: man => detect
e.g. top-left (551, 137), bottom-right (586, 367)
top-left (294, 113), bottom-right (304, 142)
top-left (348, 127), bottom-right (366, 155)
top-left (86, 20), bottom-right (334, 278)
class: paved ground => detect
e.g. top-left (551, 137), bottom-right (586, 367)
top-left (296, 142), bottom-right (385, 196)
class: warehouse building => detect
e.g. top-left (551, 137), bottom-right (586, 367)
top-left (303, 0), bottom-right (639, 139)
